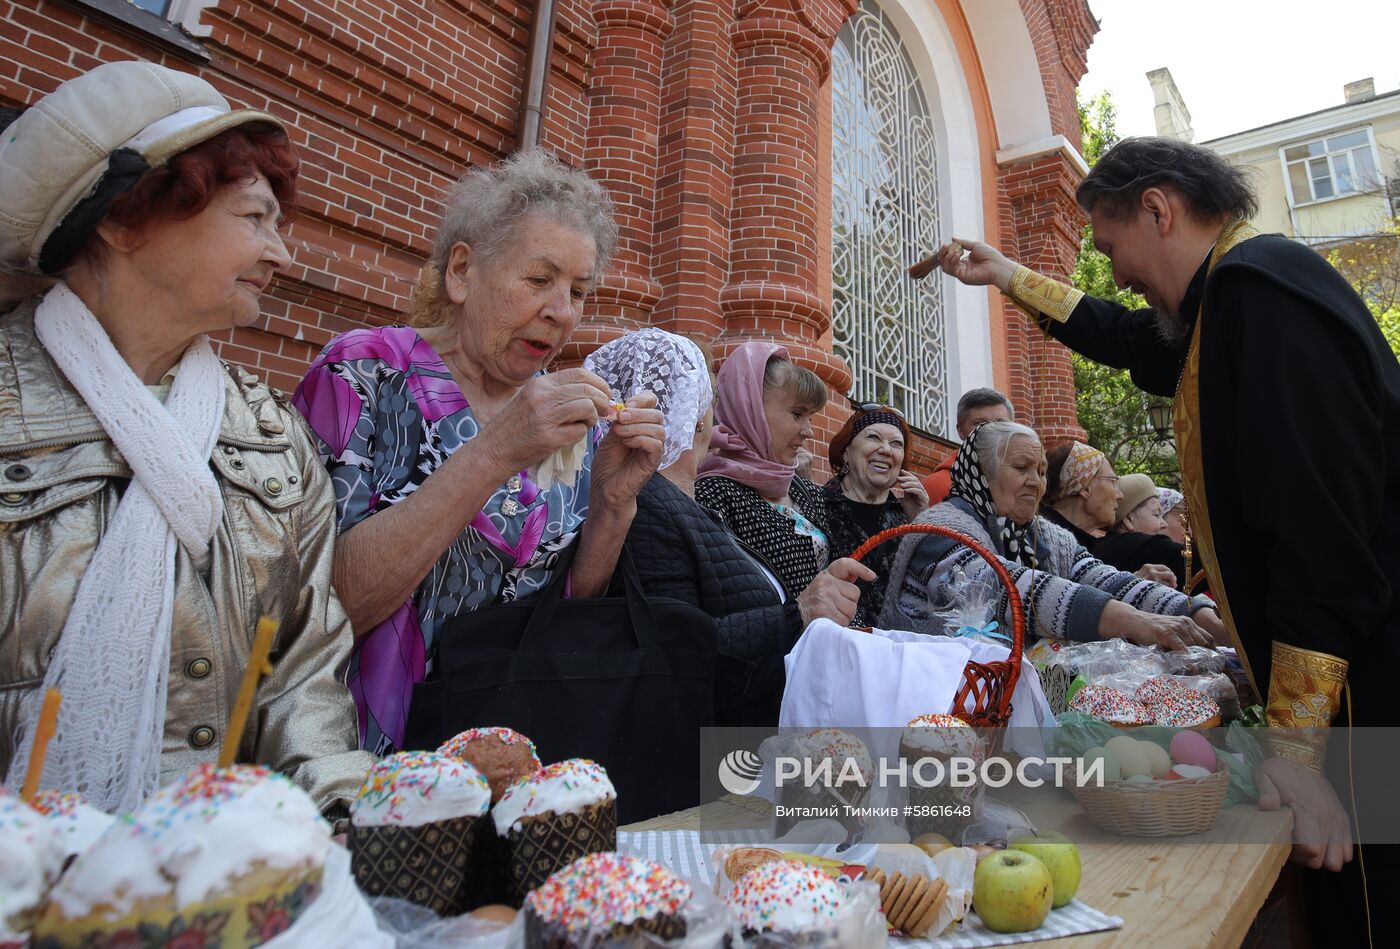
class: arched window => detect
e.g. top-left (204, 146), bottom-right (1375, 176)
top-left (831, 0), bottom-right (946, 434)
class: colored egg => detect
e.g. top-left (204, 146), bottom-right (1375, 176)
top-left (1139, 740), bottom-right (1172, 778)
top-left (1166, 764), bottom-right (1212, 780)
top-left (1169, 729), bottom-right (1217, 773)
top-left (470, 905), bottom-right (518, 923)
top-left (1105, 735), bottom-right (1151, 779)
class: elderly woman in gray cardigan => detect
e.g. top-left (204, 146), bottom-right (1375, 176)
top-left (881, 421), bottom-right (1223, 648)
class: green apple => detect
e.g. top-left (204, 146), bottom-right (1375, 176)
top-left (1010, 831), bottom-right (1081, 908)
top-left (972, 849), bottom-right (1054, 933)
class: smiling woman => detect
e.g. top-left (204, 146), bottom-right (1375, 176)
top-left (0, 61), bottom-right (372, 815)
top-left (292, 149), bottom-right (666, 755)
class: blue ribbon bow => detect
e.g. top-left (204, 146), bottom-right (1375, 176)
top-left (953, 621), bottom-right (1010, 644)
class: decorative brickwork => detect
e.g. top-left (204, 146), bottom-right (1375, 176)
top-left (2, 0), bottom-right (1096, 475)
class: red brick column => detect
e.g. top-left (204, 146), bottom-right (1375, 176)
top-left (563, 0), bottom-right (673, 361)
top-left (998, 150), bottom-right (1087, 445)
top-left (718, 0), bottom-right (853, 392)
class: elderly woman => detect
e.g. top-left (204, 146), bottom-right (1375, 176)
top-left (822, 405), bottom-right (928, 625)
top-left (589, 330), bottom-right (873, 725)
top-left (882, 422), bottom-right (1224, 649)
top-left (694, 342), bottom-right (835, 602)
top-left (1158, 487), bottom-right (1188, 545)
top-left (0, 62), bottom-right (371, 814)
top-left (293, 150), bottom-right (664, 754)
top-left (1095, 474), bottom-right (1188, 589)
top-left (1040, 441), bottom-right (1122, 549)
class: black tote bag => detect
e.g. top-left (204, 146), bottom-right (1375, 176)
top-left (403, 546), bottom-right (717, 824)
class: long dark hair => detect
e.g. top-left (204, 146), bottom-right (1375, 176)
top-left (1076, 137), bottom-right (1257, 222)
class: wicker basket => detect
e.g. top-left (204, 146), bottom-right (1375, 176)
top-left (849, 524), bottom-right (1026, 730)
top-left (1068, 764), bottom-right (1228, 836)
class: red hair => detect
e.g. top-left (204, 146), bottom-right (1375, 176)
top-left (104, 124), bottom-right (299, 231)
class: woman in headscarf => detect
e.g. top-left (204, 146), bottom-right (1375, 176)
top-left (588, 330), bottom-right (871, 725)
top-left (0, 62), bottom-right (370, 814)
top-left (1040, 441), bottom-right (1122, 549)
top-left (882, 421), bottom-right (1223, 648)
top-left (821, 404), bottom-right (928, 625)
top-left (693, 342), bottom-right (834, 601)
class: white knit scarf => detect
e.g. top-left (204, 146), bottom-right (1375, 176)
top-left (6, 282), bottom-right (226, 813)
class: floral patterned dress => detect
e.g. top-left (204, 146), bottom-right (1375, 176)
top-left (293, 327), bottom-right (594, 754)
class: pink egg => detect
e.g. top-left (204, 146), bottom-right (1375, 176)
top-left (1169, 729), bottom-right (1217, 773)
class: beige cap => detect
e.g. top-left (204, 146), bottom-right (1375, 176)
top-left (1113, 473), bottom-right (1159, 526)
top-left (0, 60), bottom-right (283, 274)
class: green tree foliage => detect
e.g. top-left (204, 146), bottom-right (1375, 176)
top-left (1069, 93), bottom-right (1181, 484)
top-left (1325, 216), bottom-right (1400, 359)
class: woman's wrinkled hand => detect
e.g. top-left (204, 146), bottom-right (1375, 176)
top-left (891, 471), bottom-right (929, 519)
top-left (1119, 610), bottom-right (1212, 650)
top-left (480, 368), bottom-right (613, 476)
top-left (590, 391), bottom-right (665, 510)
top-left (1255, 757), bottom-right (1353, 872)
top-left (937, 239), bottom-right (1019, 292)
top-left (1190, 605), bottom-right (1224, 646)
top-left (798, 558), bottom-right (877, 628)
top-left (1134, 563), bottom-right (1178, 588)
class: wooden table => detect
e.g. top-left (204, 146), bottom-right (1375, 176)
top-left (623, 790), bottom-right (1294, 948)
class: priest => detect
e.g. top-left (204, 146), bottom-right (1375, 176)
top-left (925, 136), bottom-right (1400, 944)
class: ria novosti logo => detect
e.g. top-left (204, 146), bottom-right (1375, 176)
top-left (717, 749), bottom-right (764, 796)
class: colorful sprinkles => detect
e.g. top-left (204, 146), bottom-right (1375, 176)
top-left (1069, 684), bottom-right (1156, 725)
top-left (725, 859), bottom-right (845, 934)
top-left (352, 751), bottom-right (489, 824)
top-left (438, 727), bottom-right (540, 765)
top-left (801, 729), bottom-right (873, 783)
top-left (903, 714), bottom-right (986, 758)
top-left (525, 851), bottom-right (690, 936)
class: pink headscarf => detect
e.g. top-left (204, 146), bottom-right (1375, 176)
top-left (696, 341), bottom-right (796, 498)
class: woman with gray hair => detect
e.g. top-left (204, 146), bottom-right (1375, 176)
top-left (882, 421), bottom-right (1223, 649)
top-left (293, 149), bottom-right (665, 754)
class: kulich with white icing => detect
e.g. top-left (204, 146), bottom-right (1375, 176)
top-left (801, 728), bottom-right (873, 783)
top-left (351, 751), bottom-right (490, 828)
top-left (45, 763), bottom-right (329, 919)
top-left (901, 714), bottom-right (986, 758)
top-left (30, 790), bottom-right (115, 860)
top-left (492, 758), bottom-right (615, 836)
top-left (725, 859), bottom-right (845, 934)
top-left (1, 789), bottom-right (65, 945)
top-left (525, 851), bottom-right (690, 937)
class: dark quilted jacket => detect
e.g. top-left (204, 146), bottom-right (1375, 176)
top-left (626, 474), bottom-right (804, 727)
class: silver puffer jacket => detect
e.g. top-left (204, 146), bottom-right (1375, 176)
top-left (0, 296), bottom-right (373, 812)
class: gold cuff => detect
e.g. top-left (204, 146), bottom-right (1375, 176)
top-left (1005, 265), bottom-right (1084, 325)
top-left (1265, 642), bottom-right (1348, 772)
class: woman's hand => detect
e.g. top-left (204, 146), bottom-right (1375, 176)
top-left (891, 471), bottom-right (929, 519)
top-left (937, 239), bottom-right (1019, 292)
top-left (479, 368), bottom-right (614, 477)
top-left (1191, 605), bottom-right (1224, 646)
top-left (1134, 563), bottom-right (1178, 588)
top-left (1116, 609), bottom-right (1213, 650)
top-left (798, 558), bottom-right (878, 628)
top-left (590, 391), bottom-right (665, 510)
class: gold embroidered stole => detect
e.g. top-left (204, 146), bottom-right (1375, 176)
top-left (1172, 220), bottom-right (1260, 694)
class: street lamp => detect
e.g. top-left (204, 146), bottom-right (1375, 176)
top-left (1146, 400), bottom-right (1173, 442)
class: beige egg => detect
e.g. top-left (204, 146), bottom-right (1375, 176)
top-left (1139, 740), bottom-right (1172, 778)
top-left (470, 905), bottom-right (518, 924)
top-left (913, 832), bottom-right (955, 857)
top-left (1105, 735), bottom-right (1151, 779)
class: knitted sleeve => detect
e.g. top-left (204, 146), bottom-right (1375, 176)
top-left (1063, 547), bottom-right (1191, 616)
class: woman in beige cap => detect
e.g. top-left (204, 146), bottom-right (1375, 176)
top-left (0, 61), bottom-right (371, 816)
top-left (1095, 473), bottom-right (1190, 590)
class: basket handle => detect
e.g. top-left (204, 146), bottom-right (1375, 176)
top-left (848, 523), bottom-right (1027, 675)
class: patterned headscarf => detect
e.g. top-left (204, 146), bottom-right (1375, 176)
top-left (1049, 441), bottom-right (1106, 502)
top-left (584, 328), bottom-right (712, 470)
top-left (828, 407), bottom-right (910, 472)
top-left (696, 341), bottom-right (797, 498)
top-left (1157, 487), bottom-right (1184, 515)
top-left (948, 421), bottom-right (1037, 568)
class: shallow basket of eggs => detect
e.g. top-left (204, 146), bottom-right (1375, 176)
top-left (1067, 763), bottom-right (1228, 837)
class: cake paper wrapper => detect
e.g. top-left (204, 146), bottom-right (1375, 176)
top-left (503, 798), bottom-right (618, 907)
top-left (349, 813), bottom-right (485, 916)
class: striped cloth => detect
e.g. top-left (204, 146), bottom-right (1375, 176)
top-left (617, 828), bottom-right (1123, 946)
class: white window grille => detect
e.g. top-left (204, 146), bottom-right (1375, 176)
top-left (831, 0), bottom-right (947, 435)
top-left (1282, 128), bottom-right (1381, 206)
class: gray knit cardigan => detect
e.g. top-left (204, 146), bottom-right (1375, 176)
top-left (878, 498), bottom-right (1190, 642)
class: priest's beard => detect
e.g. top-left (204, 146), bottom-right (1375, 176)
top-left (1152, 308), bottom-right (1190, 346)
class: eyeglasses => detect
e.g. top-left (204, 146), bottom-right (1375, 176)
top-left (857, 402), bottom-right (906, 419)
top-left (1095, 475), bottom-right (1120, 485)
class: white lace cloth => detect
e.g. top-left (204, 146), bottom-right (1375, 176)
top-left (6, 282), bottom-right (226, 814)
top-left (584, 327), bottom-right (712, 470)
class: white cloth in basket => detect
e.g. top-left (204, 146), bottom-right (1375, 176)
top-left (780, 620), bottom-right (1054, 766)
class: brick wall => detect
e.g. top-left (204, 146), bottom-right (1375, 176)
top-left (2, 0), bottom-right (1096, 469)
